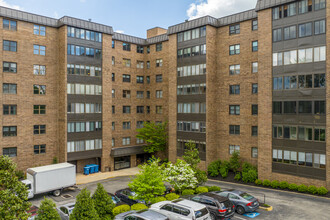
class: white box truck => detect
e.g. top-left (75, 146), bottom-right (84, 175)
top-left (21, 163), bottom-right (76, 199)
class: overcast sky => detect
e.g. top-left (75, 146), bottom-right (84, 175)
top-left (1, 0), bottom-right (257, 38)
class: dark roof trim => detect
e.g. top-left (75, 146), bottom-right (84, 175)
top-left (217, 9), bottom-right (257, 26)
top-left (111, 145), bottom-right (145, 157)
top-left (59, 16), bottom-right (113, 34)
top-left (113, 32), bottom-right (146, 45)
top-left (168, 16), bottom-right (218, 35)
top-left (255, 0), bottom-right (297, 12)
top-left (146, 34), bottom-right (169, 44)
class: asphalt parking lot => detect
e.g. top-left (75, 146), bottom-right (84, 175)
top-left (30, 176), bottom-right (330, 220)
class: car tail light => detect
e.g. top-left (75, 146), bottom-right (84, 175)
top-left (219, 209), bottom-right (227, 213)
top-left (233, 205), bottom-right (235, 208)
top-left (246, 202), bottom-right (252, 206)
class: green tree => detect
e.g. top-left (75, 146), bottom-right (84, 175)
top-left (128, 157), bottom-right (166, 204)
top-left (0, 156), bottom-right (31, 220)
top-left (229, 151), bottom-right (241, 173)
top-left (136, 121), bottom-right (168, 153)
top-left (92, 183), bottom-right (115, 220)
top-left (36, 198), bottom-right (61, 220)
top-left (70, 188), bottom-right (99, 220)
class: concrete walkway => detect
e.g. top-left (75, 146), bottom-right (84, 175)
top-left (76, 167), bottom-right (140, 185)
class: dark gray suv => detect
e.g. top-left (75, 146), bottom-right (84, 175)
top-left (114, 209), bottom-right (169, 220)
top-left (184, 192), bottom-right (235, 220)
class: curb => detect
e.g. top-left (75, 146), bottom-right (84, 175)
top-left (259, 206), bottom-right (273, 211)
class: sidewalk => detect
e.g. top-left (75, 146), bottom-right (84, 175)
top-left (76, 167), bottom-right (140, 185)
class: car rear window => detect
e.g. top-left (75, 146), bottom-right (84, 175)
top-left (240, 193), bottom-right (254, 201)
top-left (220, 200), bottom-right (233, 209)
top-left (195, 208), bottom-right (208, 218)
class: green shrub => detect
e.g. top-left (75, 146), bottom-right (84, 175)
top-left (219, 167), bottom-right (228, 178)
top-left (317, 187), bottom-right (328, 195)
top-left (255, 179), bottom-right (262, 185)
top-left (262, 179), bottom-right (271, 187)
top-left (195, 186), bottom-right (208, 194)
top-left (279, 181), bottom-right (289, 189)
top-left (288, 183), bottom-right (298, 191)
top-left (207, 186), bottom-right (221, 192)
top-left (165, 193), bottom-right (180, 201)
top-left (242, 162), bottom-right (255, 172)
top-left (182, 189), bottom-right (195, 196)
top-left (234, 173), bottom-right (241, 181)
top-left (307, 185), bottom-right (318, 195)
top-left (150, 197), bottom-right (167, 204)
top-left (15, 170), bottom-right (25, 180)
top-left (229, 152), bottom-right (241, 173)
top-left (297, 184), bottom-right (308, 193)
top-left (242, 169), bottom-right (258, 183)
top-left (130, 203), bottom-right (148, 211)
top-left (207, 160), bottom-right (221, 177)
top-left (112, 205), bottom-right (130, 216)
top-left (270, 180), bottom-right (279, 189)
top-left (196, 169), bottom-right (208, 185)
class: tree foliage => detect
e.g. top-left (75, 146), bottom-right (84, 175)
top-left (229, 151), bottom-right (241, 173)
top-left (92, 183), bottom-right (115, 220)
top-left (136, 121), bottom-right (168, 153)
top-left (0, 156), bottom-right (31, 220)
top-left (36, 198), bottom-right (61, 220)
top-left (128, 157), bottom-right (166, 204)
top-left (70, 188), bottom-right (99, 220)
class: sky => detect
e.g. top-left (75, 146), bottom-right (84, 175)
top-left (1, 0), bottom-right (257, 38)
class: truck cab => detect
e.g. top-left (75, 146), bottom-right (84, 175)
top-left (21, 179), bottom-right (34, 199)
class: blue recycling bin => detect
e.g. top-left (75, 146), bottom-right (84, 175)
top-left (83, 166), bottom-right (90, 175)
top-left (88, 164), bottom-right (95, 174)
top-left (94, 164), bottom-right (99, 173)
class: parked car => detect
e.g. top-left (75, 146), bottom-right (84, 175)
top-left (213, 190), bottom-right (259, 215)
top-left (115, 209), bottom-right (169, 220)
top-left (184, 192), bottom-right (235, 220)
top-left (57, 202), bottom-right (75, 220)
top-left (115, 188), bottom-right (145, 206)
top-left (150, 198), bottom-right (211, 220)
top-left (108, 192), bottom-right (127, 206)
top-left (164, 183), bottom-right (175, 195)
top-left (27, 206), bottom-right (39, 220)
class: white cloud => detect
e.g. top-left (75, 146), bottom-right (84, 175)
top-left (0, 0), bottom-right (22, 10)
top-left (187, 0), bottom-right (257, 20)
top-left (116, 30), bottom-right (125, 34)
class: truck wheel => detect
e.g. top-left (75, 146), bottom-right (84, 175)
top-left (53, 189), bottom-right (61, 197)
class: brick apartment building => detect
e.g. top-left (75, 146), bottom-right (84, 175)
top-left (0, 0), bottom-right (329, 189)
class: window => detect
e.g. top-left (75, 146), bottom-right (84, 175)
top-left (156, 106), bottom-right (163, 114)
top-left (273, 52), bottom-right (283, 66)
top-left (136, 138), bottom-right (144, 144)
top-left (252, 105), bottom-right (258, 115)
top-left (229, 85), bottom-right (240, 95)
top-left (3, 19), bottom-right (17, 31)
top-left (34, 25), bottom-right (46, 36)
top-left (3, 126), bottom-right (17, 137)
top-left (123, 42), bottom-right (131, 51)
top-left (298, 75), bottom-right (313, 88)
top-left (314, 46), bottom-right (326, 62)
top-left (111, 122), bottom-right (115, 130)
top-left (283, 126), bottom-right (297, 139)
top-left (315, 101), bottom-right (325, 114)
top-left (284, 101), bottom-right (296, 114)
top-left (184, 30), bottom-right (191, 41)
top-left (252, 126), bottom-right (258, 136)
top-left (156, 43), bottom-right (162, 51)
top-left (252, 62), bottom-right (258, 73)
top-left (229, 125), bottom-right (240, 135)
top-left (3, 105), bottom-right (17, 115)
top-left (298, 48), bottom-right (313, 63)
top-left (252, 84), bottom-right (258, 94)
top-left (147, 46), bottom-right (150, 53)
top-left (136, 76), bottom-right (144, 83)
top-left (123, 90), bottom-right (131, 98)
top-left (183, 48), bottom-right (191, 57)
top-left (273, 77), bottom-right (283, 90)
top-left (112, 56), bottom-right (115, 65)
top-left (229, 145), bottom-right (240, 154)
top-left (123, 74), bottom-right (131, 82)
top-left (273, 28), bottom-right (282, 42)
top-left (3, 147), bottom-right (17, 157)
top-left (156, 74), bottom-right (163, 82)
top-left (137, 45), bottom-right (144, 53)
top-left (273, 102), bottom-right (282, 114)
top-left (284, 3), bottom-right (297, 17)
top-left (229, 44), bottom-right (240, 55)
top-left (112, 40), bottom-right (115, 48)
top-left (315, 20), bottom-right (326, 35)
top-left (3, 62), bottom-right (17, 73)
top-left (137, 121), bottom-right (144, 129)
top-left (229, 24), bottom-right (240, 35)
top-left (147, 91), bottom-right (150, 99)
top-left (34, 105), bottom-right (46, 114)
top-left (3, 83), bottom-right (17, 94)
top-left (112, 105), bottom-right (115, 114)
top-left (112, 73), bottom-right (115, 81)
top-left (122, 137), bottom-right (131, 146)
top-left (146, 106), bottom-right (150, 114)
top-left (146, 76), bottom-right (150, 84)
top-left (252, 41), bottom-right (258, 52)
top-left (252, 20), bottom-right (258, 30)
top-left (156, 90), bottom-right (163, 98)
top-left (34, 145), bottom-right (46, 154)
top-left (273, 125), bottom-right (283, 138)
top-left (315, 0), bottom-right (326, 10)
top-left (298, 22), bottom-right (312, 38)
top-left (33, 85), bottom-right (46, 95)
top-left (156, 59), bottom-right (163, 67)
top-left (137, 106), bottom-right (144, 114)
top-left (112, 89), bottom-right (115, 98)
top-left (229, 105), bottom-right (240, 115)
top-left (284, 76), bottom-right (297, 89)
top-left (33, 65), bottom-right (46, 75)
top-left (283, 50), bottom-right (297, 65)
top-left (272, 7), bottom-right (282, 20)
top-left (33, 125), bottom-right (46, 134)
top-left (299, 0), bottom-right (312, 14)
top-left (273, 149), bottom-right (283, 162)
top-left (123, 106), bottom-right (131, 114)
top-left (284, 26), bottom-right (296, 40)
top-left (3, 40), bottom-right (17, 52)
top-left (33, 45), bottom-right (46, 55)
top-left (314, 74), bottom-right (325, 88)
top-left (136, 91), bottom-right (144, 99)
top-left (298, 127), bottom-right (313, 141)
top-left (192, 28), bottom-right (200, 39)
top-left (123, 122), bottom-right (131, 130)
top-left (314, 154), bottom-right (326, 168)
top-left (314, 128), bottom-right (325, 141)
top-left (229, 65), bottom-right (240, 75)
top-left (123, 59), bottom-right (131, 67)
top-left (298, 101), bottom-right (312, 114)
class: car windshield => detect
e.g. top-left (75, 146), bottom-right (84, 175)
top-left (239, 193), bottom-right (254, 201)
top-left (195, 208), bottom-right (208, 218)
top-left (112, 196), bottom-right (120, 204)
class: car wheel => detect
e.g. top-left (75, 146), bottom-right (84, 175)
top-left (236, 206), bottom-right (245, 215)
top-left (53, 189), bottom-right (61, 197)
top-left (210, 213), bottom-right (216, 220)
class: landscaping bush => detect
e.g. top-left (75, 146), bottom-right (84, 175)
top-left (195, 186), bottom-right (208, 194)
top-left (219, 167), bottom-right (228, 178)
top-left (317, 187), bottom-right (328, 195)
top-left (242, 169), bottom-right (258, 183)
top-left (288, 183), bottom-right (298, 191)
top-left (229, 152), bottom-right (241, 173)
top-left (242, 162), bottom-right (255, 172)
top-left (297, 184), bottom-right (308, 193)
top-left (182, 189), bottom-right (195, 196)
top-left (207, 160), bottom-right (221, 177)
top-left (15, 170), bottom-right (25, 180)
top-left (307, 185), bottom-right (318, 195)
top-left (234, 173), bottom-right (241, 181)
top-left (262, 179), bottom-right (271, 187)
top-left (112, 205), bottom-right (130, 216)
top-left (165, 193), bottom-right (180, 201)
top-left (207, 186), bottom-right (221, 192)
top-left (255, 179), bottom-right (262, 185)
top-left (130, 203), bottom-right (148, 211)
top-left (279, 181), bottom-right (289, 189)
top-left (270, 180), bottom-right (279, 189)
top-left (150, 197), bottom-right (166, 204)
